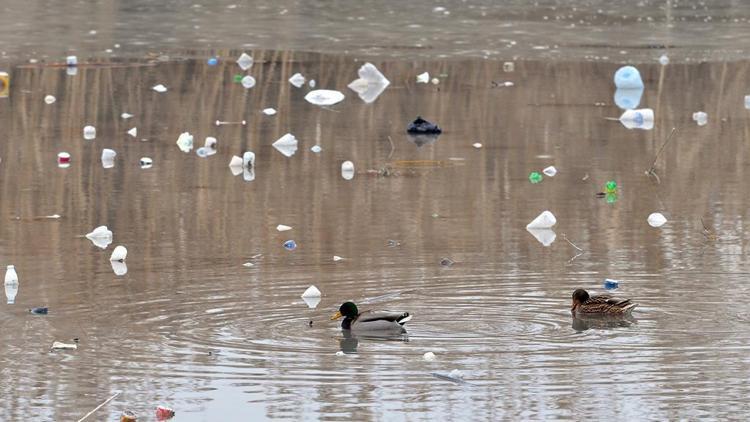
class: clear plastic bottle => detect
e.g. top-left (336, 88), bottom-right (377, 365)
top-left (4, 265), bottom-right (18, 305)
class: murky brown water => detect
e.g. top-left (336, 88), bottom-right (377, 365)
top-left (3, 49), bottom-right (750, 420)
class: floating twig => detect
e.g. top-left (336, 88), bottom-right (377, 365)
top-left (387, 136), bottom-right (395, 160)
top-left (561, 234), bottom-right (583, 252)
top-left (646, 127), bottom-right (677, 178)
top-left (701, 217), bottom-right (717, 241)
top-left (77, 391), bottom-right (121, 422)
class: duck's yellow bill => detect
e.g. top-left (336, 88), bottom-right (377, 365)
top-left (330, 311), bottom-right (343, 320)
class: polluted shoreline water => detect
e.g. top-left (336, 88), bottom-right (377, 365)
top-left (2, 48), bottom-right (750, 421)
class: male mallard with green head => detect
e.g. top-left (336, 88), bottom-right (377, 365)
top-left (571, 289), bottom-right (638, 315)
top-left (331, 301), bottom-right (412, 332)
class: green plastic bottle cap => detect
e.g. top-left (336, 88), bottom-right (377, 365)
top-left (529, 172), bottom-right (543, 184)
top-left (605, 180), bottom-right (617, 193)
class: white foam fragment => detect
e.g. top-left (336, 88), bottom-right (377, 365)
top-left (423, 352), bottom-right (436, 361)
top-left (121, 113), bottom-right (133, 119)
top-left (526, 211), bottom-right (557, 229)
top-left (347, 63), bottom-right (390, 103)
top-left (237, 53), bottom-right (254, 70)
top-left (417, 72), bottom-right (430, 83)
top-left (304, 89), bottom-right (345, 106)
top-left (526, 228), bottom-right (556, 246)
top-left (110, 245), bottom-right (127, 261)
top-left (647, 212), bottom-right (667, 227)
top-left (51, 341), bottom-right (77, 350)
top-left (333, 255), bottom-right (343, 261)
top-left (152, 84), bottom-right (167, 93)
top-left (301, 285), bottom-right (321, 298)
top-left (289, 73), bottom-right (305, 88)
top-left (127, 127), bottom-right (137, 137)
top-left (272, 133), bottom-right (298, 157)
top-left (176, 132), bottom-right (193, 153)
top-left (543, 166), bottom-right (557, 177)
top-left (262, 108), bottom-right (277, 116)
top-left (276, 224), bottom-right (292, 232)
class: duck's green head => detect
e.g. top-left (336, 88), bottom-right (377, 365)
top-left (330, 301), bottom-right (358, 320)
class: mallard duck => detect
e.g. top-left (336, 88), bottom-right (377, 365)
top-left (571, 289), bottom-right (638, 315)
top-left (331, 301), bottom-right (412, 332)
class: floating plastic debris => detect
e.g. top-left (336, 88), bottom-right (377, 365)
top-left (605, 180), bottom-right (618, 194)
top-left (276, 224), bottom-right (292, 232)
top-left (30, 307), bottom-right (48, 315)
top-left (407, 116), bottom-right (442, 134)
top-left (304, 89), bottom-right (345, 106)
top-left (423, 352), bottom-right (436, 361)
top-left (526, 228), bottom-right (556, 246)
top-left (110, 245), bottom-right (127, 262)
top-left (236, 53), bottom-right (254, 70)
top-left (311, 145), bottom-right (322, 153)
top-left (83, 125), bottom-right (96, 140)
top-left (262, 108), bottom-right (277, 116)
top-left (659, 54), bottom-right (669, 66)
top-left (614, 87), bottom-right (643, 110)
top-left (4, 265), bottom-right (18, 305)
top-left (152, 84), bottom-right (167, 93)
top-left (85, 225), bottom-right (113, 249)
top-left (604, 278), bottom-right (620, 290)
top-left (241, 75), bottom-right (256, 89)
top-left (745, 95), bottom-right (750, 110)
top-left (283, 240), bottom-right (297, 251)
top-left (693, 111), bottom-right (708, 126)
top-left (44, 95), bottom-right (56, 104)
top-left (121, 112), bottom-right (133, 119)
top-left (431, 78), bottom-right (440, 85)
top-left (155, 406), bottom-right (175, 420)
top-left (614, 65), bottom-right (644, 89)
top-left (197, 139), bottom-right (217, 157)
top-left (416, 72), bottom-right (430, 83)
top-left (503, 62), bottom-right (515, 72)
top-left (301, 285), bottom-right (321, 298)
top-left (341, 161), bottom-right (355, 180)
top-left (347, 62), bottom-right (391, 103)
top-left (333, 255), bottom-right (343, 262)
top-left (207, 57), bottom-right (218, 66)
top-left (289, 73), bottom-right (305, 88)
top-left (647, 212), bottom-right (667, 227)
top-left (57, 152), bottom-right (71, 168)
top-left (215, 120), bottom-right (247, 126)
top-left (140, 157), bottom-right (153, 169)
top-left (432, 369), bottom-right (468, 384)
top-left (272, 133), bottom-right (298, 157)
top-left (101, 149), bottom-right (116, 168)
top-left (619, 108), bottom-right (654, 130)
top-left (66, 55), bottom-right (78, 67)
top-left (543, 166), bottom-right (557, 177)
top-left (66, 67), bottom-right (77, 77)
top-left (228, 156), bottom-right (243, 175)
top-left (242, 262), bottom-right (255, 268)
top-left (529, 171), bottom-right (543, 184)
top-left (526, 211), bottom-right (557, 229)
top-left (440, 258), bottom-right (454, 267)
top-left (176, 132), bottom-right (193, 153)
top-left (472, 142), bottom-right (482, 149)
top-left (335, 351), bottom-right (345, 356)
top-left (309, 79), bottom-right (316, 88)
top-left (126, 127), bottom-right (137, 138)
top-left (121, 410), bottom-right (137, 422)
top-left (51, 341), bottom-right (77, 350)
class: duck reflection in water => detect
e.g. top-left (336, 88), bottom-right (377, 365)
top-left (572, 314), bottom-right (637, 332)
top-left (339, 330), bottom-right (409, 354)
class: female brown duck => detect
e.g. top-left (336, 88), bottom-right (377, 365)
top-left (571, 289), bottom-right (638, 315)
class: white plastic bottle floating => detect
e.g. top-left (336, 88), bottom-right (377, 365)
top-left (289, 73), bottom-right (305, 88)
top-left (4, 265), bottom-right (18, 305)
top-left (526, 211), bottom-right (557, 229)
top-left (526, 227), bottom-right (556, 246)
top-left (241, 75), bottom-right (256, 89)
top-left (101, 149), bottom-right (116, 168)
top-left (619, 108), bottom-right (654, 130)
top-left (83, 125), bottom-right (96, 140)
top-left (341, 161), bottom-right (355, 180)
top-left (647, 212), bottom-right (667, 228)
top-left (692, 111), bottom-right (708, 126)
top-left (613, 65), bottom-right (644, 89)
top-left (416, 72), bottom-right (430, 83)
